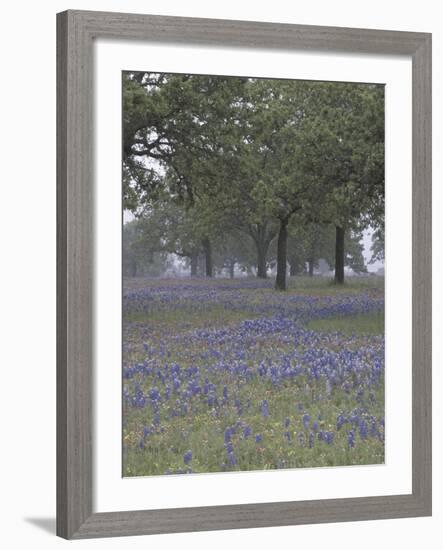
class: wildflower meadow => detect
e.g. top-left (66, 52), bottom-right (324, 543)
top-left (122, 276), bottom-right (384, 476)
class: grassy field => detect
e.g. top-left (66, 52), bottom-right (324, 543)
top-left (122, 276), bottom-right (385, 476)
top-left (307, 311), bottom-right (384, 335)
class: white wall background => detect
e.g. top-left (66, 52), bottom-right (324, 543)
top-left (0, 0), bottom-right (440, 548)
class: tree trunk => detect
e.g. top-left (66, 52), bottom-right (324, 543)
top-left (190, 252), bottom-right (198, 277)
top-left (202, 237), bottom-right (213, 278)
top-left (334, 226), bottom-right (345, 284)
top-left (229, 260), bottom-right (235, 279)
top-left (250, 223), bottom-right (275, 279)
top-left (308, 258), bottom-right (314, 277)
top-left (289, 254), bottom-right (303, 276)
top-left (257, 245), bottom-right (267, 278)
top-left (275, 218), bottom-right (289, 291)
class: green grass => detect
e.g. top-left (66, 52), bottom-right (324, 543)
top-left (287, 275), bottom-right (384, 294)
top-left (306, 311), bottom-right (384, 336)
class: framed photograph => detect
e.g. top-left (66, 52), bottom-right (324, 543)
top-left (57, 10), bottom-right (432, 539)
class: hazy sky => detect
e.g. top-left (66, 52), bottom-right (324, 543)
top-left (362, 228), bottom-right (384, 272)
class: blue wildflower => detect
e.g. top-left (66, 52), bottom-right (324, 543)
top-left (224, 427), bottom-right (232, 444)
top-left (260, 400), bottom-right (269, 417)
top-left (183, 450), bottom-right (193, 465)
top-left (243, 425), bottom-right (252, 439)
top-left (227, 452), bottom-right (237, 466)
top-left (359, 420), bottom-right (368, 440)
top-left (309, 432), bottom-right (314, 448)
top-left (336, 414), bottom-right (346, 431)
top-left (348, 430), bottom-right (355, 448)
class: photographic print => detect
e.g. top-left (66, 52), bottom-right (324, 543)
top-left (122, 72), bottom-right (385, 477)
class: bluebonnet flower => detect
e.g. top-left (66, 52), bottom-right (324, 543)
top-left (302, 414), bottom-right (311, 430)
top-left (260, 400), bottom-right (269, 417)
top-left (336, 414), bottom-right (346, 431)
top-left (224, 427), bottom-right (232, 444)
top-left (359, 420), bottom-right (368, 440)
top-left (183, 450), bottom-right (193, 465)
top-left (207, 394), bottom-right (216, 407)
top-left (149, 387), bottom-right (160, 400)
top-left (243, 425), bottom-right (252, 439)
top-left (227, 452), bottom-right (237, 466)
top-left (348, 429), bottom-right (355, 448)
top-left (225, 442), bottom-right (234, 454)
top-left (255, 434), bottom-right (263, 443)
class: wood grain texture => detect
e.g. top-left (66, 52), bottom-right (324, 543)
top-left (57, 10), bottom-right (93, 539)
top-left (69, 9), bottom-right (427, 55)
top-left (72, 493), bottom-right (428, 539)
top-left (411, 35), bottom-right (432, 512)
top-left (56, 11), bottom-right (68, 538)
top-left (56, 10), bottom-right (432, 539)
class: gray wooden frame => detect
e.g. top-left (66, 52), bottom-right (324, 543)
top-left (57, 9), bottom-right (432, 539)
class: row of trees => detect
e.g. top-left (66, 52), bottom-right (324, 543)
top-left (123, 72), bottom-right (384, 289)
top-left (123, 213), bottom-right (368, 279)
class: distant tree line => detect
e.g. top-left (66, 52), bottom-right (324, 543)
top-left (122, 72), bottom-right (384, 288)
